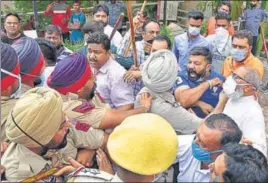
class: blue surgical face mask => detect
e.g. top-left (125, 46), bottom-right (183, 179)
top-left (192, 140), bottom-right (223, 163)
top-left (231, 48), bottom-right (247, 62)
top-left (1, 68), bottom-right (22, 99)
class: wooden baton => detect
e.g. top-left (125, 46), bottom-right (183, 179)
top-left (20, 168), bottom-right (58, 182)
top-left (126, 0), bottom-right (138, 67)
top-left (109, 13), bottom-right (124, 41)
top-left (124, 0), bottom-right (147, 57)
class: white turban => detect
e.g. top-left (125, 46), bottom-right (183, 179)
top-left (6, 87), bottom-right (63, 148)
top-left (142, 50), bottom-right (178, 93)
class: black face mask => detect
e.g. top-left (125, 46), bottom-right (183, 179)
top-left (85, 82), bottom-right (97, 101)
top-left (187, 67), bottom-right (207, 82)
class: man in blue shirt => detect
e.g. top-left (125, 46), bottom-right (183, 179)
top-left (173, 10), bottom-right (212, 71)
top-left (241, 0), bottom-right (268, 55)
top-left (173, 47), bottom-right (225, 118)
top-left (105, 0), bottom-right (126, 34)
top-left (68, 1), bottom-right (86, 44)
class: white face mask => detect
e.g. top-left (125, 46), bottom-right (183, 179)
top-left (188, 26), bottom-right (201, 36)
top-left (1, 68), bottom-right (22, 99)
top-left (223, 76), bottom-right (245, 101)
top-left (215, 27), bottom-right (229, 38)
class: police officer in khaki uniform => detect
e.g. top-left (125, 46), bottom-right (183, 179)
top-left (2, 87), bottom-right (68, 181)
top-left (12, 37), bottom-right (45, 96)
top-left (54, 113), bottom-right (178, 183)
top-left (47, 53), bottom-right (153, 130)
top-left (135, 50), bottom-right (201, 135)
top-left (1, 43), bottom-right (21, 142)
top-left (2, 87), bottom-right (107, 181)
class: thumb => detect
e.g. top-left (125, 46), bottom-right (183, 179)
top-left (68, 157), bottom-right (84, 168)
top-left (54, 166), bottom-right (74, 176)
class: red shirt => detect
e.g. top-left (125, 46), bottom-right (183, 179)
top-left (44, 3), bottom-right (72, 33)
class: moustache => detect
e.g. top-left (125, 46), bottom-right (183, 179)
top-left (188, 69), bottom-right (197, 74)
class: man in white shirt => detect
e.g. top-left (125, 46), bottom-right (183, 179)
top-left (222, 66), bottom-right (267, 157)
top-left (92, 4), bottom-right (122, 53)
top-left (175, 113), bottom-right (242, 182)
top-left (206, 11), bottom-right (232, 74)
top-left (87, 32), bottom-right (134, 110)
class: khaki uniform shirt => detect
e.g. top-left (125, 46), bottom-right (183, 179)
top-left (58, 126), bottom-right (105, 165)
top-left (62, 93), bottom-right (110, 128)
top-left (135, 88), bottom-right (201, 135)
top-left (1, 142), bottom-right (61, 182)
top-left (19, 84), bottom-right (32, 96)
top-left (1, 96), bottom-right (17, 142)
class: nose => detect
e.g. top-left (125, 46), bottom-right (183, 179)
top-left (89, 52), bottom-right (95, 59)
top-left (188, 62), bottom-right (195, 69)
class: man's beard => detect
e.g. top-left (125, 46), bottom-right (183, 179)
top-left (40, 129), bottom-right (70, 156)
top-left (85, 82), bottom-right (97, 101)
top-left (187, 68), bottom-right (206, 82)
top-left (101, 21), bottom-right (108, 27)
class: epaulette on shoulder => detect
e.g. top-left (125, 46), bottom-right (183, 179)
top-left (68, 167), bottom-right (114, 182)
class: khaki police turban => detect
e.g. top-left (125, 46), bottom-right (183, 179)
top-left (107, 113), bottom-right (178, 175)
top-left (6, 87), bottom-right (63, 148)
top-left (142, 50), bottom-right (178, 93)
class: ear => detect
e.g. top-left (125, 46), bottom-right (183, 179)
top-left (77, 86), bottom-right (85, 94)
top-left (243, 85), bottom-right (253, 93)
top-left (248, 45), bottom-right (253, 52)
top-left (206, 64), bottom-right (212, 72)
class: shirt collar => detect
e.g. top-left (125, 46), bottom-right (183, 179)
top-left (98, 57), bottom-right (113, 74)
top-left (17, 143), bottom-right (52, 175)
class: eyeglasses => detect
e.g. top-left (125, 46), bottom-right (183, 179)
top-left (231, 72), bottom-right (250, 84)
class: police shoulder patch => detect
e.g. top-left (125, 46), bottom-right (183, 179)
top-left (70, 119), bottom-right (91, 132)
top-left (72, 101), bottom-right (95, 113)
top-left (75, 121), bottom-right (90, 132)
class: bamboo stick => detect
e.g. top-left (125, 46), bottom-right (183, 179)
top-left (124, 0), bottom-right (147, 57)
top-left (126, 0), bottom-right (138, 67)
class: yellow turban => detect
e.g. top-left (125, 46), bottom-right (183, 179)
top-left (107, 113), bottom-right (178, 175)
top-left (6, 87), bottom-right (63, 148)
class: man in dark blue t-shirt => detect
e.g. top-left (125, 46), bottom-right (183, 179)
top-left (173, 46), bottom-right (225, 118)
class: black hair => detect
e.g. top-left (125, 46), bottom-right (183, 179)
top-left (218, 1), bottom-right (232, 12)
top-left (93, 4), bottom-right (109, 16)
top-left (205, 114), bottom-right (242, 145)
top-left (190, 46), bottom-right (212, 64)
top-left (45, 24), bottom-right (62, 36)
top-left (188, 10), bottom-right (204, 21)
top-left (215, 11), bottom-right (231, 22)
top-left (142, 19), bottom-right (160, 32)
top-left (233, 30), bottom-right (253, 46)
top-left (222, 143), bottom-right (268, 182)
top-left (35, 38), bottom-right (57, 66)
top-left (87, 32), bottom-right (110, 51)
top-left (73, 0), bottom-right (81, 5)
top-left (4, 13), bottom-right (21, 23)
top-left (153, 35), bottom-right (171, 50)
top-left (82, 20), bottom-right (104, 34)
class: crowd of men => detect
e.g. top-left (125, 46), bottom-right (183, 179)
top-left (1, 0), bottom-right (268, 182)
